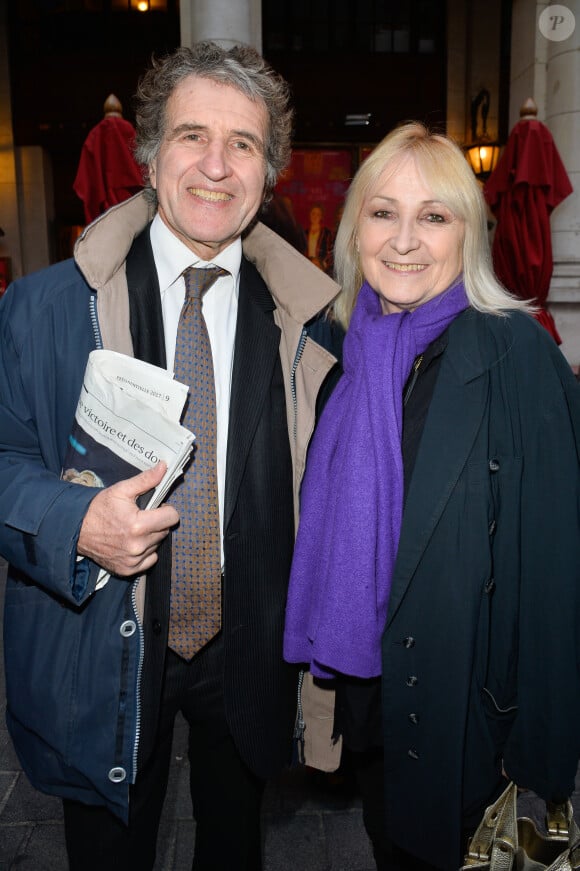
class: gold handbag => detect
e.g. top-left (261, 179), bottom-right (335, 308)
top-left (461, 782), bottom-right (580, 871)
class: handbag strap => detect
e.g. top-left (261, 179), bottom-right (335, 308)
top-left (464, 782), bottom-right (518, 867)
top-left (546, 800), bottom-right (578, 842)
top-left (463, 784), bottom-right (580, 871)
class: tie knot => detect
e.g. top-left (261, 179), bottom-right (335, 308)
top-left (184, 266), bottom-right (227, 301)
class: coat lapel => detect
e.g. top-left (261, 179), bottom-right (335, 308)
top-left (126, 224), bottom-right (166, 368)
top-left (386, 311), bottom-right (489, 626)
top-left (224, 257), bottom-right (281, 532)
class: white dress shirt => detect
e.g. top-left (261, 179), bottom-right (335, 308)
top-left (149, 213), bottom-right (240, 563)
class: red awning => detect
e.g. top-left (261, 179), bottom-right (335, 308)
top-left (484, 119), bottom-right (572, 345)
top-left (73, 115), bottom-right (144, 225)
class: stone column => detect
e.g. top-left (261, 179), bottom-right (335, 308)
top-left (509, 1), bottom-right (548, 126)
top-left (180, 0), bottom-right (262, 51)
top-left (0, 0), bottom-right (54, 277)
top-left (446, 0), bottom-right (503, 147)
top-left (510, 0), bottom-right (580, 364)
top-left (544, 0), bottom-right (580, 362)
top-left (445, 0), bottom-right (468, 145)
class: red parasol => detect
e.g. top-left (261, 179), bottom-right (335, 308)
top-left (484, 100), bottom-right (572, 344)
top-left (73, 94), bottom-right (144, 225)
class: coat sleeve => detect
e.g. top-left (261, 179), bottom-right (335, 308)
top-left (0, 274), bottom-right (100, 603)
top-left (502, 328), bottom-right (580, 802)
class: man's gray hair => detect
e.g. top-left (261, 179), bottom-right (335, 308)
top-left (134, 42), bottom-right (294, 203)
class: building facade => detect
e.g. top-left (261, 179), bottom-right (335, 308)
top-left (1, 0), bottom-right (579, 361)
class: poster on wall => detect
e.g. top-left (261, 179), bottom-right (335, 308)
top-left (0, 257), bottom-right (11, 298)
top-left (359, 145), bottom-right (375, 164)
top-left (273, 148), bottom-right (353, 274)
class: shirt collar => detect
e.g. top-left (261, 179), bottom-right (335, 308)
top-left (150, 212), bottom-right (242, 293)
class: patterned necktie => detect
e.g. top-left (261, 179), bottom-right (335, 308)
top-left (168, 265), bottom-right (226, 660)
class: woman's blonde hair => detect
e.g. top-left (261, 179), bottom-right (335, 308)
top-left (333, 122), bottom-right (531, 328)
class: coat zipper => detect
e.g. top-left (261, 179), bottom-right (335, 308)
top-left (290, 327), bottom-right (308, 765)
top-left (90, 291), bottom-right (143, 782)
top-left (89, 293), bottom-right (103, 349)
top-left (290, 327), bottom-right (308, 441)
top-left (294, 669), bottom-right (306, 764)
top-left (403, 354), bottom-right (423, 407)
top-left (130, 582), bottom-right (145, 780)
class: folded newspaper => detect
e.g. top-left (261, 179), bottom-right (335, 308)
top-left (62, 349), bottom-right (195, 587)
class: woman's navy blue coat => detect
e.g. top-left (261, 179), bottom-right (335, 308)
top-left (381, 308), bottom-right (580, 869)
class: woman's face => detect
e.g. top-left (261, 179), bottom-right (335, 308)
top-left (357, 155), bottom-right (465, 314)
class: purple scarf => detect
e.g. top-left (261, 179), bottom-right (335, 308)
top-left (283, 279), bottom-right (469, 678)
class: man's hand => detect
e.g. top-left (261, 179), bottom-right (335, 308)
top-left (77, 463), bottom-right (179, 577)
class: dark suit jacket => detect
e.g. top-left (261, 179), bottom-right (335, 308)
top-left (126, 229), bottom-right (297, 779)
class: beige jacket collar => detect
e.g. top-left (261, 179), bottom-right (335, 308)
top-left (74, 190), bottom-right (339, 332)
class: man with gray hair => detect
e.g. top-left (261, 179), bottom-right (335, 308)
top-left (0, 43), bottom-right (339, 869)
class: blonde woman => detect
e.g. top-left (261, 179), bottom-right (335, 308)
top-left (285, 122), bottom-right (580, 870)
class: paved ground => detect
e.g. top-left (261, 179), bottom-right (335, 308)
top-left (1, 556), bottom-right (579, 870)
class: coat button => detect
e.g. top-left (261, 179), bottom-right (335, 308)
top-left (489, 459), bottom-right (500, 472)
top-left (408, 712), bottom-right (419, 724)
top-left (406, 675), bottom-right (418, 687)
top-left (119, 620), bottom-right (136, 637)
top-left (108, 767), bottom-right (126, 783)
top-left (152, 619), bottom-right (162, 636)
top-left (408, 749), bottom-right (419, 760)
top-left (403, 636), bottom-right (415, 648)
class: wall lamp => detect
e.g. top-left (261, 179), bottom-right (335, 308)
top-left (129, 0), bottom-right (168, 10)
top-left (464, 88), bottom-right (501, 181)
top-left (464, 141), bottom-right (501, 181)
top-left (114, 1), bottom-right (167, 11)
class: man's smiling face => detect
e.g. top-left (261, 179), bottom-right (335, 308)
top-left (149, 75), bottom-right (268, 259)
